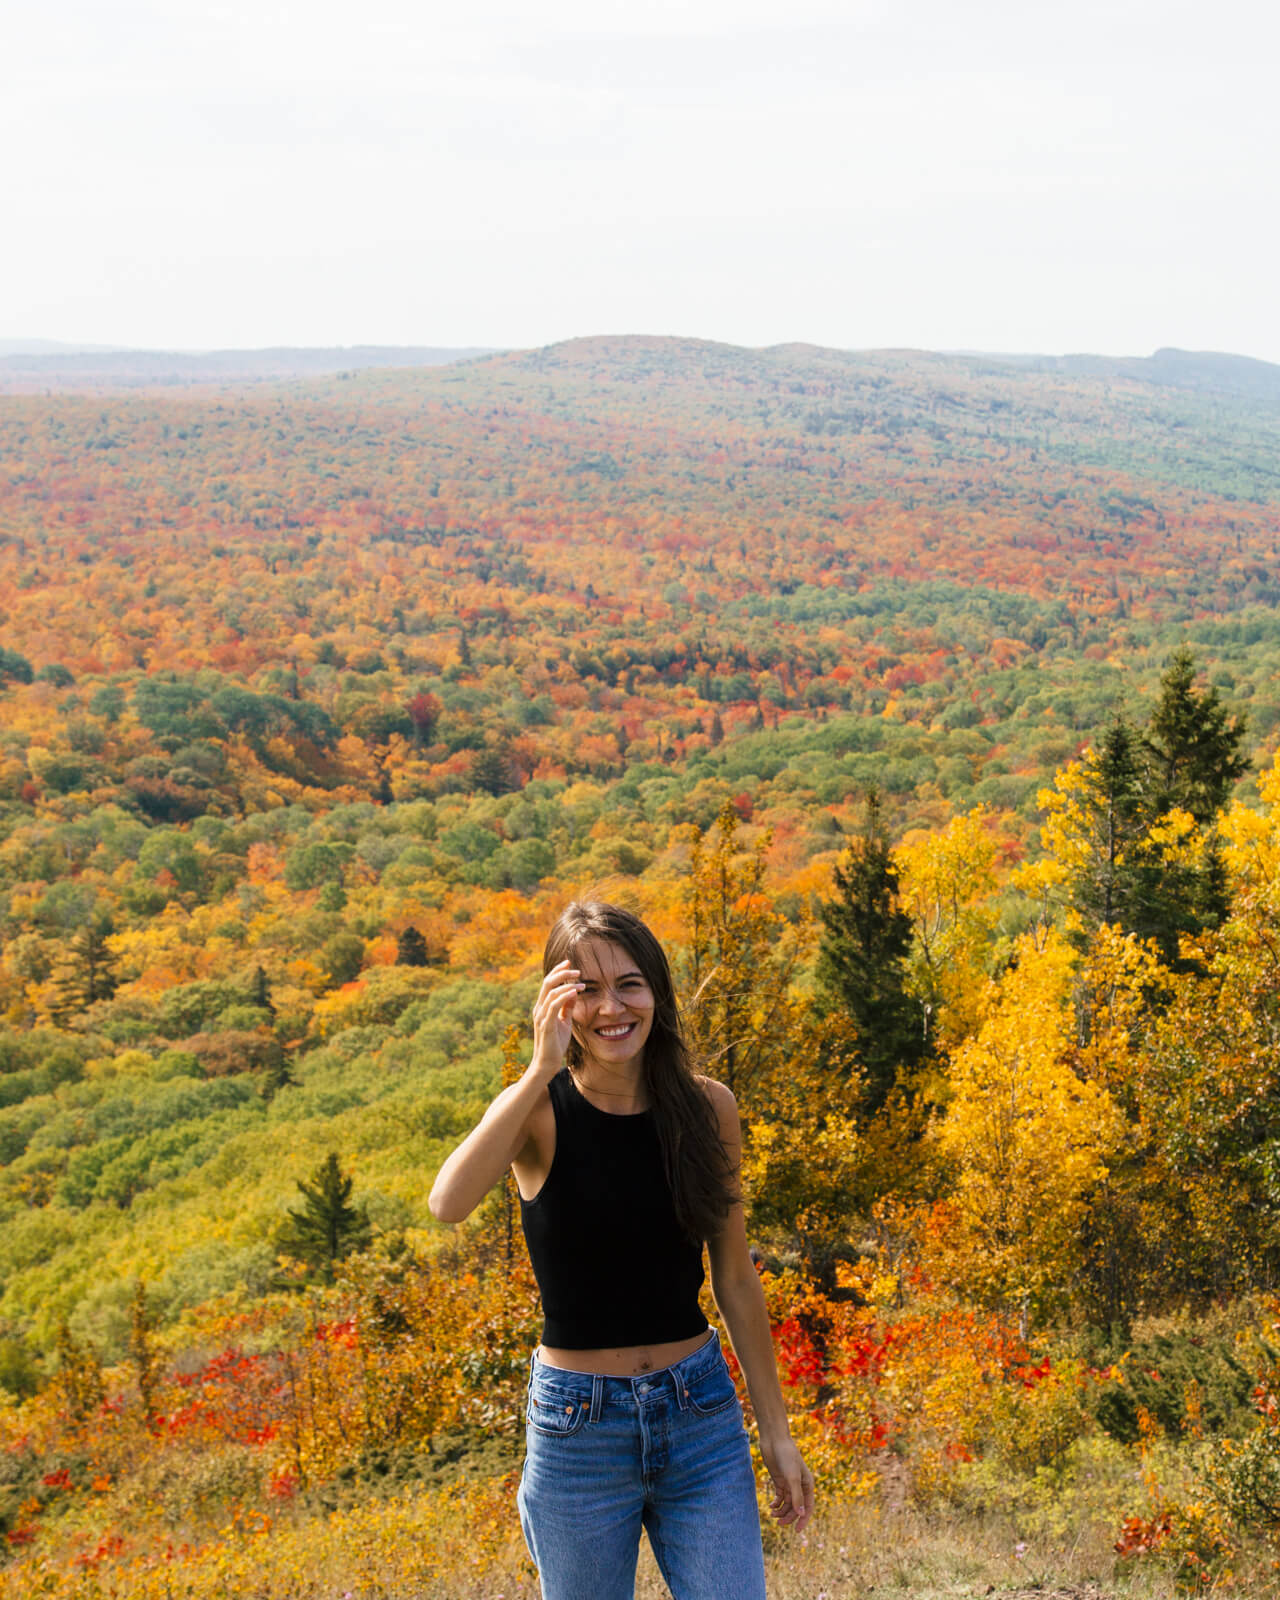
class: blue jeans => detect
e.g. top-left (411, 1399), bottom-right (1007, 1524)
top-left (517, 1331), bottom-right (767, 1600)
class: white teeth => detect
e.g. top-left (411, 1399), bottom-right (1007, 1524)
top-left (597, 1025), bottom-right (634, 1037)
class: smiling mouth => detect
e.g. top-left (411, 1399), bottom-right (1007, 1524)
top-left (595, 1023), bottom-right (638, 1039)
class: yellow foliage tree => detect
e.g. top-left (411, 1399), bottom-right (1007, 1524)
top-left (896, 806), bottom-right (1000, 1052)
top-left (680, 801), bottom-right (808, 1104)
top-left (933, 930), bottom-right (1121, 1323)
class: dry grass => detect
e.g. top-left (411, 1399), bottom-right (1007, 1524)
top-left (629, 1494), bottom-right (1275, 1600)
top-left (4, 1488), bottom-right (1276, 1599)
top-left (5, 1428), bottom-right (1277, 1599)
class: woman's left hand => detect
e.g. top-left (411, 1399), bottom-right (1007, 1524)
top-left (760, 1433), bottom-right (815, 1531)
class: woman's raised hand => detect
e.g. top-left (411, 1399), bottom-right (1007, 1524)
top-left (430, 959), bottom-right (582, 1225)
top-left (529, 960), bottom-right (584, 1079)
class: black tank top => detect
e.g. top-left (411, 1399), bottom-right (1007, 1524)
top-left (520, 1068), bottom-right (709, 1349)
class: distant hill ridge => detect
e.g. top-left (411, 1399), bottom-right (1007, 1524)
top-left (3, 333), bottom-right (1279, 407)
top-left (1008, 346), bottom-right (1280, 405)
top-left (0, 343), bottom-right (495, 389)
top-left (506, 335), bottom-right (1280, 408)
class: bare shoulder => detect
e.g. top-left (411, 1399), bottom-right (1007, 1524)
top-left (693, 1073), bottom-right (736, 1109)
top-left (693, 1074), bottom-right (740, 1136)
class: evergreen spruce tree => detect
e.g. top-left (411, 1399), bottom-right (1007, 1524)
top-left (1066, 716), bottom-right (1204, 961)
top-left (261, 1053), bottom-right (298, 1101)
top-left (1064, 657), bottom-right (1248, 962)
top-left (252, 963), bottom-right (275, 1015)
top-left (816, 790), bottom-right (927, 1114)
top-left (49, 915), bottom-right (119, 1020)
top-left (1144, 647), bottom-right (1249, 824)
top-left (395, 926), bottom-right (430, 967)
top-left (470, 746), bottom-right (516, 796)
top-left (275, 1153), bottom-right (371, 1282)
top-left (1143, 648), bottom-right (1248, 944)
top-left (1073, 718), bottom-right (1150, 936)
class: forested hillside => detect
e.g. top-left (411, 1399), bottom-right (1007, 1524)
top-left (2, 337), bottom-right (1280, 1596)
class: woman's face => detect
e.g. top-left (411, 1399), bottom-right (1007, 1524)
top-left (569, 937), bottom-right (655, 1071)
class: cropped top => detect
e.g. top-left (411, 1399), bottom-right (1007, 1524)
top-left (519, 1068), bottom-right (709, 1349)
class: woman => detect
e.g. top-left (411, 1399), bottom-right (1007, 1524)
top-left (429, 900), bottom-right (814, 1600)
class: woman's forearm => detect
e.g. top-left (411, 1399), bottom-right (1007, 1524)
top-left (712, 1264), bottom-right (792, 1443)
top-left (712, 1256), bottom-right (814, 1528)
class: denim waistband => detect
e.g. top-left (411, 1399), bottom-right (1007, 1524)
top-left (529, 1329), bottom-right (723, 1420)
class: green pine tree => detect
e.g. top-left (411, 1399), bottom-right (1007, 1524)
top-left (470, 746), bottom-right (516, 797)
top-left (275, 1153), bottom-right (372, 1282)
top-left (261, 1053), bottom-right (298, 1101)
top-left (1067, 663), bottom-right (1248, 962)
top-left (1144, 647), bottom-right (1249, 824)
top-left (252, 963), bottom-right (275, 1015)
top-left (395, 926), bottom-right (430, 967)
top-left (49, 915), bottom-right (119, 1020)
top-left (1142, 648), bottom-right (1248, 946)
top-left (816, 790), bottom-right (927, 1114)
top-left (1072, 718), bottom-right (1151, 936)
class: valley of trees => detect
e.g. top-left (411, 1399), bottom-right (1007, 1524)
top-left (2, 337), bottom-right (1280, 1595)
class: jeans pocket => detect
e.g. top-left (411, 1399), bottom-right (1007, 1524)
top-left (527, 1384), bottom-right (590, 1437)
top-left (683, 1357), bottom-right (740, 1417)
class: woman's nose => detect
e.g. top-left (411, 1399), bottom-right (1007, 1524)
top-left (595, 985), bottom-right (625, 1013)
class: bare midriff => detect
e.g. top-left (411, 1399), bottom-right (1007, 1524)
top-left (538, 1330), bottom-right (712, 1377)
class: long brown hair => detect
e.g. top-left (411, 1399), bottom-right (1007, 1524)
top-left (542, 900), bottom-right (734, 1242)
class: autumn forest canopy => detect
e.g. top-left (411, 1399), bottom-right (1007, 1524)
top-left (3, 335), bottom-right (1280, 1595)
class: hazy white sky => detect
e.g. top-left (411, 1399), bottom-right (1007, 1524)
top-left (6, 0), bottom-right (1279, 360)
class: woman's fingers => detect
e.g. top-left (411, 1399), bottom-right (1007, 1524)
top-left (531, 966), bottom-right (584, 1050)
top-left (534, 964), bottom-right (578, 1001)
top-left (533, 978), bottom-right (583, 1020)
top-left (532, 966), bottom-right (579, 1005)
top-left (769, 1480), bottom-right (807, 1528)
top-left (765, 1449), bottom-right (814, 1531)
top-left (796, 1463), bottom-right (815, 1529)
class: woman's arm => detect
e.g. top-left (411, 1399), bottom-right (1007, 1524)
top-left (428, 1071), bottom-right (549, 1222)
top-left (428, 960), bottom-right (583, 1223)
top-left (703, 1078), bottom-right (815, 1532)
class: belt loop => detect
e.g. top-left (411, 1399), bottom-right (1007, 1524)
top-left (673, 1367), bottom-right (689, 1411)
top-left (590, 1373), bottom-right (604, 1422)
